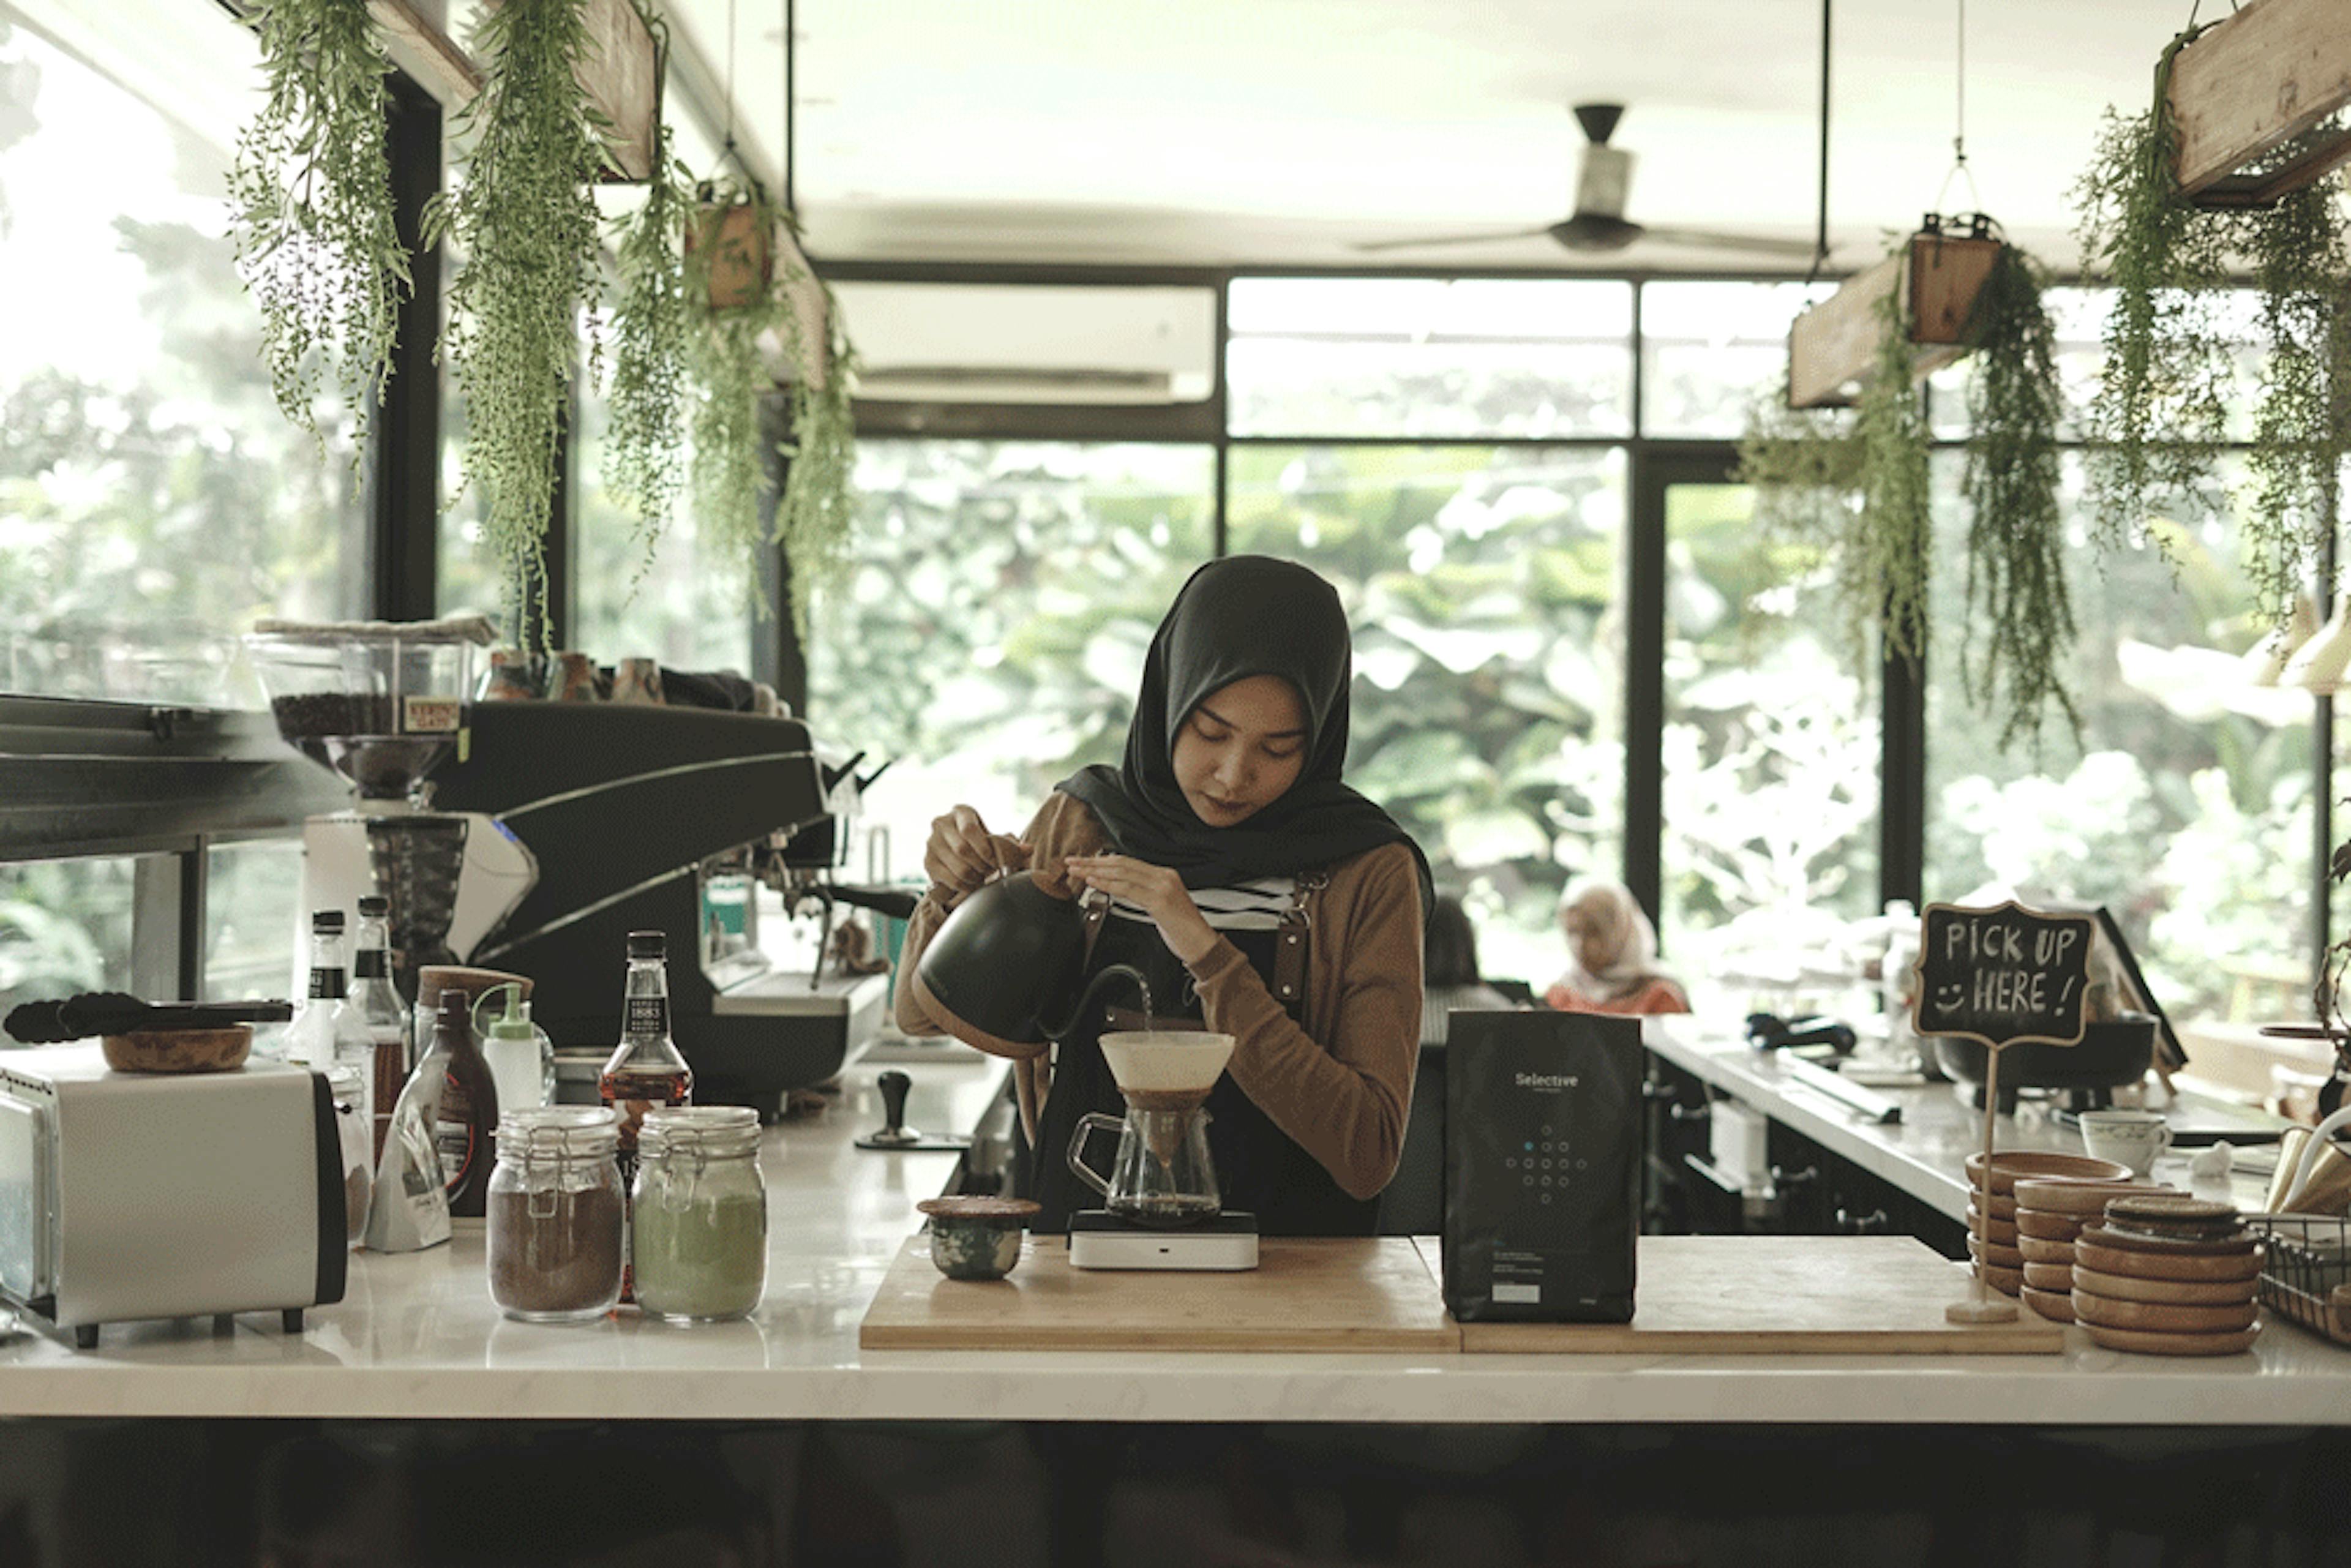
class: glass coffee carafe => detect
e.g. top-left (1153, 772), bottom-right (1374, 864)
top-left (1065, 1031), bottom-right (1235, 1228)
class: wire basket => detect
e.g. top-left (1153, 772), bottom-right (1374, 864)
top-left (2247, 1214), bottom-right (2351, 1347)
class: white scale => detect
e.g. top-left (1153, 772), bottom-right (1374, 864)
top-left (1067, 1210), bottom-right (1260, 1271)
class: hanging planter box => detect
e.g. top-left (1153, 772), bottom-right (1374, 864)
top-left (2165, 0), bottom-right (2351, 208)
top-left (690, 201), bottom-right (774, 310)
top-left (1787, 225), bottom-right (2004, 409)
top-left (369, 0), bottom-right (656, 182)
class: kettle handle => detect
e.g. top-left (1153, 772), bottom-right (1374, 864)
top-left (1066, 1112), bottom-right (1125, 1198)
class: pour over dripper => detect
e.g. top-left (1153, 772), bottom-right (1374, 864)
top-left (1098, 1030), bottom-right (1236, 1112)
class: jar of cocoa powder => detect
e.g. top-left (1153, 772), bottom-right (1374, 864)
top-left (487, 1106), bottom-right (624, 1323)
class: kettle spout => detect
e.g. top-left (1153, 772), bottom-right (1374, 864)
top-left (1043, 964), bottom-right (1153, 1043)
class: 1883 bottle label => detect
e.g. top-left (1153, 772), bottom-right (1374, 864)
top-left (626, 997), bottom-right (668, 1037)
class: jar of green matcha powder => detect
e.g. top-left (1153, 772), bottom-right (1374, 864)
top-left (631, 1105), bottom-right (767, 1322)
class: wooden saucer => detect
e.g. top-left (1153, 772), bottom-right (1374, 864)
top-left (1964, 1209), bottom-right (2020, 1245)
top-left (2070, 1264), bottom-right (2258, 1306)
top-left (2021, 1260), bottom-right (2075, 1291)
top-left (1966, 1235), bottom-right (2026, 1270)
top-left (2015, 1235), bottom-right (2077, 1266)
top-left (2082, 1321), bottom-right (2260, 1357)
top-left (2076, 1223), bottom-right (2253, 1257)
top-left (2073, 1237), bottom-right (2264, 1283)
top-left (2019, 1284), bottom-right (2076, 1322)
top-left (2014, 1208), bottom-right (2090, 1242)
top-left (2106, 1195), bottom-right (2238, 1229)
top-left (2071, 1290), bottom-right (2258, 1334)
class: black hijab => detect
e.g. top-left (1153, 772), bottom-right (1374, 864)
top-left (1060, 557), bottom-right (1431, 909)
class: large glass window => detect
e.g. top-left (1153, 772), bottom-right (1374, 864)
top-left (1227, 444), bottom-right (1627, 989)
top-left (1640, 282), bottom-right (1827, 438)
top-left (808, 442), bottom-right (1217, 878)
top-left (0, 856), bottom-right (137, 1021)
top-left (0, 2), bottom-right (365, 703)
top-left (1227, 277), bottom-right (1634, 440)
top-left (1924, 454), bottom-right (2314, 1022)
top-left (203, 838), bottom-right (305, 1003)
top-left (1661, 479), bottom-right (1878, 1007)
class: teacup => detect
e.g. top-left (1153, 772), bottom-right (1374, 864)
top-left (2079, 1109), bottom-right (2171, 1178)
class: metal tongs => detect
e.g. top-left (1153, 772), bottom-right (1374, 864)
top-left (2, 992), bottom-right (295, 1045)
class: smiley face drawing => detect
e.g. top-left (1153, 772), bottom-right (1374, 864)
top-left (1932, 983), bottom-right (1965, 1013)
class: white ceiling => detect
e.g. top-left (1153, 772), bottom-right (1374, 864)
top-left (657, 0), bottom-right (2202, 273)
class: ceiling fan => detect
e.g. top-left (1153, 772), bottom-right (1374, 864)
top-left (1353, 103), bottom-right (1818, 259)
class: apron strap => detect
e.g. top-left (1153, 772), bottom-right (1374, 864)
top-left (1272, 870), bottom-right (1327, 1008)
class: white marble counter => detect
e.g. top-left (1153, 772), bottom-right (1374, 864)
top-left (3, 1048), bottom-right (2350, 1425)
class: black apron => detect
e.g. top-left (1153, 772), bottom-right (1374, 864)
top-left (1026, 901), bottom-right (1376, 1237)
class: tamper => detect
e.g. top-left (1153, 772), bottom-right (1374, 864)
top-left (854, 1068), bottom-right (970, 1152)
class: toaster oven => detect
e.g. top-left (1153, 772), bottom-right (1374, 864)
top-left (0, 1046), bottom-right (347, 1348)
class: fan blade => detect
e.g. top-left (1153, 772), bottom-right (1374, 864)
top-left (1633, 225), bottom-right (1822, 258)
top-left (1348, 225), bottom-right (1559, 254)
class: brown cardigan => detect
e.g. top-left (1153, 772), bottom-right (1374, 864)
top-left (892, 791), bottom-right (1424, 1201)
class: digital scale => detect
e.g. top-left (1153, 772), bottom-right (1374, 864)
top-left (1068, 1210), bottom-right (1260, 1271)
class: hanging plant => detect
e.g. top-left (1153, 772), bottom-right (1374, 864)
top-left (1741, 227), bottom-right (2075, 747)
top-left (682, 179), bottom-right (795, 610)
top-left (602, 12), bottom-right (694, 579)
top-left (2072, 45), bottom-right (2351, 626)
top-left (775, 256), bottom-right (860, 639)
top-left (427, 0), bottom-right (610, 641)
top-left (228, 0), bottom-right (411, 453)
top-left (680, 185), bottom-right (860, 637)
top-left (1959, 245), bottom-right (2077, 749)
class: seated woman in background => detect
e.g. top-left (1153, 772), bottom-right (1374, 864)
top-left (1545, 879), bottom-right (1690, 1016)
top-left (1420, 894), bottom-right (1516, 1046)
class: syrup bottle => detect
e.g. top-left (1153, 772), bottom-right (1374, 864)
top-left (427, 989), bottom-right (498, 1218)
top-left (600, 930), bottom-right (692, 1300)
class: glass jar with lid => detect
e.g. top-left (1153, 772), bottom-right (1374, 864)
top-left (632, 1106), bottom-right (767, 1323)
top-left (487, 1106), bottom-right (624, 1323)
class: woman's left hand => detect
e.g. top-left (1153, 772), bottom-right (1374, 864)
top-left (1063, 854), bottom-right (1218, 966)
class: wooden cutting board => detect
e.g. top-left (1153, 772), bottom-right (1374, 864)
top-left (1422, 1235), bottom-right (2066, 1355)
top-left (859, 1234), bottom-right (1458, 1352)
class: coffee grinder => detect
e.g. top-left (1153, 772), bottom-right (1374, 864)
top-left (242, 619), bottom-right (536, 1002)
top-left (1065, 1030), bottom-right (1259, 1271)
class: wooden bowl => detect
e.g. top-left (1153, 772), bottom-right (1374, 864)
top-left (2021, 1260), bottom-right (2076, 1291)
top-left (2020, 1284), bottom-right (2076, 1322)
top-left (2071, 1264), bottom-right (2257, 1306)
top-left (1963, 1208), bottom-right (2019, 1245)
top-left (1966, 1234), bottom-right (2026, 1270)
top-left (2071, 1289), bottom-right (2258, 1335)
top-left (2083, 1321), bottom-right (2259, 1356)
top-left (2072, 1236), bottom-right (2265, 1283)
top-left (1974, 1260), bottom-right (2024, 1296)
top-left (100, 1026), bottom-right (252, 1075)
top-left (2014, 1208), bottom-right (2091, 1242)
top-left (1966, 1152), bottom-right (2132, 1196)
top-left (2015, 1235), bottom-right (2078, 1266)
top-left (2011, 1177), bottom-right (2163, 1215)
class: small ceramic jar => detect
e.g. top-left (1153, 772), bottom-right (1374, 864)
top-left (917, 1196), bottom-right (1040, 1280)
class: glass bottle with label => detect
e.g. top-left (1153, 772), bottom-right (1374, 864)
top-left (424, 989), bottom-right (498, 1218)
top-left (349, 896), bottom-right (407, 1158)
top-left (600, 930), bottom-right (692, 1299)
top-left (285, 910), bottom-right (352, 1069)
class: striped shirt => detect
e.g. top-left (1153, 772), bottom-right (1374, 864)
top-left (1105, 875), bottom-right (1295, 931)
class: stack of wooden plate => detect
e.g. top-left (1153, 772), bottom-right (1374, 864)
top-left (1960, 1151), bottom-right (2135, 1298)
top-left (2071, 1196), bottom-right (2262, 1356)
top-left (2007, 1177), bottom-right (2169, 1321)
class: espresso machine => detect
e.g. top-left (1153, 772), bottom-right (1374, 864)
top-left (248, 626), bottom-right (888, 1116)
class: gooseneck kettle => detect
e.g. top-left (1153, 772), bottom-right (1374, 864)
top-left (910, 871), bottom-right (1150, 1056)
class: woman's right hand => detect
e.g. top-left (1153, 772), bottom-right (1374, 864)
top-left (923, 805), bottom-right (1030, 896)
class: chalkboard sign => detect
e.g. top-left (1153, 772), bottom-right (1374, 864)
top-left (1911, 901), bottom-right (2094, 1049)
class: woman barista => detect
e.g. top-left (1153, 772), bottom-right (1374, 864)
top-left (892, 557), bottom-right (1431, 1235)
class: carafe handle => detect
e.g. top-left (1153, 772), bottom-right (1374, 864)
top-left (1065, 1112), bottom-right (1125, 1198)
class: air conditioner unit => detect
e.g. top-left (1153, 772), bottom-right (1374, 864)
top-left (831, 283), bottom-right (1216, 406)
